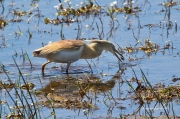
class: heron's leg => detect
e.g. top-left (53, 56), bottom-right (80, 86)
top-left (42, 61), bottom-right (51, 74)
top-left (60, 63), bottom-right (64, 71)
top-left (66, 63), bottom-right (71, 73)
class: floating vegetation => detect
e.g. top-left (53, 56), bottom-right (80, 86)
top-left (8, 19), bottom-right (23, 22)
top-left (0, 18), bottom-right (7, 29)
top-left (163, 40), bottom-right (175, 49)
top-left (108, 1), bottom-right (141, 15)
top-left (44, 17), bottom-right (77, 25)
top-left (54, 1), bottom-right (101, 17)
top-left (128, 70), bottom-right (180, 103)
top-left (8, 9), bottom-right (29, 23)
top-left (6, 113), bottom-right (24, 119)
top-left (41, 94), bottom-right (93, 109)
top-left (12, 9), bottom-right (26, 17)
top-left (52, 0), bottom-right (141, 19)
top-left (134, 84), bottom-right (180, 101)
top-left (144, 23), bottom-right (160, 27)
top-left (0, 81), bottom-right (35, 90)
top-left (21, 82), bottom-right (35, 90)
top-left (124, 38), bottom-right (159, 54)
top-left (172, 77), bottom-right (180, 82)
top-left (160, 1), bottom-right (178, 7)
top-left (0, 82), bottom-right (14, 89)
top-left (124, 46), bottom-right (134, 53)
top-left (5, 4), bottom-right (40, 23)
top-left (138, 38), bottom-right (159, 53)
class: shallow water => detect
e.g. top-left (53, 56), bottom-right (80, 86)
top-left (0, 0), bottom-right (180, 118)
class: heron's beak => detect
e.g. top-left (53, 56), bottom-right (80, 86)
top-left (113, 49), bottom-right (124, 61)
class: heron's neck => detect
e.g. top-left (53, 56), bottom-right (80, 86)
top-left (81, 43), bottom-right (103, 59)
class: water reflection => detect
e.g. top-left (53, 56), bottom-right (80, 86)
top-left (36, 73), bottom-right (119, 109)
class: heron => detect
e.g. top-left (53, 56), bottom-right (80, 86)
top-left (33, 40), bottom-right (124, 74)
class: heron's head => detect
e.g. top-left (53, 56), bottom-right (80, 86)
top-left (90, 40), bottom-right (124, 61)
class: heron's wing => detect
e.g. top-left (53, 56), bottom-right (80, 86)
top-left (33, 40), bottom-right (85, 56)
